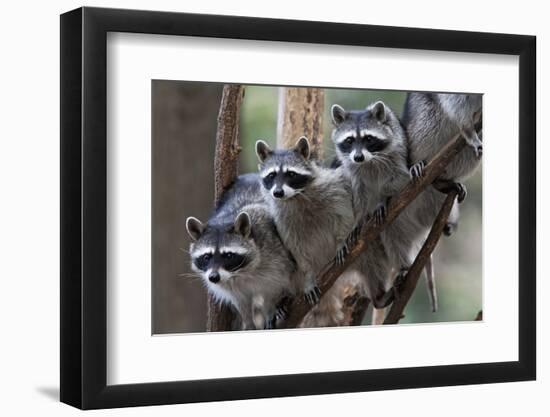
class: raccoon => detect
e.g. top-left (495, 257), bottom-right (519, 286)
top-left (331, 101), bottom-right (431, 309)
top-left (255, 137), bottom-right (394, 311)
top-left (402, 92), bottom-right (482, 232)
top-left (255, 137), bottom-right (353, 305)
top-left (186, 173), bottom-right (296, 330)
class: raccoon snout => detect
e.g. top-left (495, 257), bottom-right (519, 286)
top-left (273, 189), bottom-right (284, 199)
top-left (208, 272), bottom-right (221, 283)
top-left (353, 153), bottom-right (365, 163)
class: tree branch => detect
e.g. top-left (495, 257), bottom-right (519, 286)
top-left (283, 133), bottom-right (468, 328)
top-left (384, 189), bottom-right (458, 324)
top-left (207, 84), bottom-right (245, 332)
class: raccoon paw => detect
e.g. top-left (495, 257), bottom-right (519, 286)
top-left (335, 245), bottom-right (348, 266)
top-left (304, 285), bottom-right (321, 305)
top-left (373, 203), bottom-right (387, 226)
top-left (433, 180), bottom-right (467, 203)
top-left (455, 183), bottom-right (467, 203)
top-left (409, 160), bottom-right (426, 181)
top-left (392, 268), bottom-right (409, 299)
top-left (275, 305), bottom-right (289, 321)
top-left (349, 221), bottom-right (363, 245)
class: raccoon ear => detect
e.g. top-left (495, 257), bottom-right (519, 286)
top-left (255, 140), bottom-right (273, 162)
top-left (294, 136), bottom-right (311, 160)
top-left (186, 217), bottom-right (205, 241)
top-left (371, 101), bottom-right (387, 122)
top-left (331, 104), bottom-right (346, 125)
top-left (234, 212), bottom-right (251, 238)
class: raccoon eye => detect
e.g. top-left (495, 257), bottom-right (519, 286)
top-left (267, 172), bottom-right (276, 180)
top-left (345, 137), bottom-right (354, 144)
top-left (222, 252), bottom-right (234, 259)
top-left (364, 135), bottom-right (375, 143)
top-left (200, 253), bottom-right (212, 262)
top-left (287, 171), bottom-right (296, 178)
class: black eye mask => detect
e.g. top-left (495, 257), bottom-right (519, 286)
top-left (193, 252), bottom-right (212, 271)
top-left (363, 135), bottom-right (388, 153)
top-left (220, 252), bottom-right (248, 272)
top-left (194, 251), bottom-right (249, 273)
top-left (262, 170), bottom-right (312, 191)
top-left (284, 171), bottom-right (312, 190)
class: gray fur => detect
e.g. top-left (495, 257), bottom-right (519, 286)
top-left (256, 137), bottom-right (356, 302)
top-left (186, 173), bottom-right (295, 330)
top-left (402, 92), bottom-right (482, 230)
top-left (403, 92), bottom-right (482, 183)
top-left (331, 101), bottom-right (425, 277)
top-left (256, 137), bottom-right (391, 310)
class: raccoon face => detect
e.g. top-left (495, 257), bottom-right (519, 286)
top-left (331, 102), bottom-right (392, 166)
top-left (256, 137), bottom-right (313, 200)
top-left (186, 213), bottom-right (257, 286)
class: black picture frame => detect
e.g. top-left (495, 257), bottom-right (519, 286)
top-left (60, 6), bottom-right (536, 410)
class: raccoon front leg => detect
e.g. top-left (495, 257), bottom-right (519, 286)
top-left (240, 306), bottom-right (257, 331)
top-left (250, 295), bottom-right (271, 330)
top-left (432, 178), bottom-right (467, 203)
top-left (335, 220), bottom-right (363, 265)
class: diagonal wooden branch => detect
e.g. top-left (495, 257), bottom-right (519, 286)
top-left (283, 133), bottom-right (468, 328)
top-left (207, 84), bottom-right (245, 332)
top-left (384, 189), bottom-right (458, 324)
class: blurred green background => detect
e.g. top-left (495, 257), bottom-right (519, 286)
top-left (239, 86), bottom-right (482, 325)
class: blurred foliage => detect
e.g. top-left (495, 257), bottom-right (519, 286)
top-left (239, 85), bottom-right (482, 325)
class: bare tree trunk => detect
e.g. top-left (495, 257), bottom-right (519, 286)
top-left (277, 87), bottom-right (325, 158)
top-left (207, 84), bottom-right (245, 332)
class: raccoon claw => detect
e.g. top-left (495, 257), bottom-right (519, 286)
top-left (336, 222), bottom-right (363, 265)
top-left (455, 183), bottom-right (467, 203)
top-left (275, 305), bottom-right (288, 321)
top-left (409, 160), bottom-right (426, 181)
top-left (304, 286), bottom-right (321, 305)
top-left (373, 204), bottom-right (387, 226)
top-left (335, 245), bottom-right (348, 266)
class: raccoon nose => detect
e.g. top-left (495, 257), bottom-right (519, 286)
top-left (208, 272), bottom-right (220, 283)
top-left (354, 153), bottom-right (365, 163)
top-left (273, 189), bottom-right (284, 199)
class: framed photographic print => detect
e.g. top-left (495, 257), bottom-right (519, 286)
top-left (60, 6), bottom-right (536, 409)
